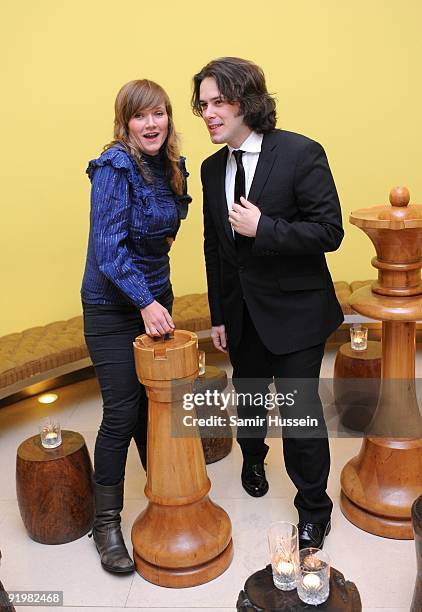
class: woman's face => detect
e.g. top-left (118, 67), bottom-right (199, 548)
top-left (128, 103), bottom-right (169, 156)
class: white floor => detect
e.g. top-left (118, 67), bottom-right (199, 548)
top-left (0, 349), bottom-right (417, 611)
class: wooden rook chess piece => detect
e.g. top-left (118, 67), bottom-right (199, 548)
top-left (341, 187), bottom-right (422, 539)
top-left (131, 330), bottom-right (233, 587)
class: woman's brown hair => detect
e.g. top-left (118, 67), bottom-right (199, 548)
top-left (105, 79), bottom-right (183, 195)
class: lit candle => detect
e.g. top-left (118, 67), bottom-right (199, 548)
top-left (303, 573), bottom-right (321, 590)
top-left (276, 559), bottom-right (295, 576)
top-left (45, 432), bottom-right (58, 441)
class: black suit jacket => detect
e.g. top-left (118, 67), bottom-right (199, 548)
top-left (201, 129), bottom-right (344, 355)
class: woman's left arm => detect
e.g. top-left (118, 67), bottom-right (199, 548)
top-left (91, 163), bottom-right (155, 309)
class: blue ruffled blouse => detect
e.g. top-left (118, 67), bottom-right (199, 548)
top-left (81, 146), bottom-right (190, 309)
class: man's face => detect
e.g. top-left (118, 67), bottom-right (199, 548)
top-left (199, 77), bottom-right (251, 149)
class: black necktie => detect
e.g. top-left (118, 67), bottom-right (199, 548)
top-left (232, 150), bottom-right (246, 246)
top-left (233, 149), bottom-right (246, 204)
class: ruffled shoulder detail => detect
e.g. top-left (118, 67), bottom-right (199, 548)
top-left (177, 155), bottom-right (189, 180)
top-left (86, 146), bottom-right (151, 204)
top-left (86, 146), bottom-right (135, 180)
top-left (176, 156), bottom-right (192, 220)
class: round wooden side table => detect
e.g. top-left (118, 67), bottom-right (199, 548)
top-left (237, 564), bottom-right (361, 611)
top-left (334, 341), bottom-right (381, 431)
top-left (193, 365), bottom-right (233, 464)
top-left (16, 430), bottom-right (94, 544)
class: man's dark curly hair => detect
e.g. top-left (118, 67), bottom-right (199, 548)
top-left (191, 57), bottom-right (276, 134)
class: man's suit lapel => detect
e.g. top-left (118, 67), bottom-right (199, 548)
top-left (211, 132), bottom-right (278, 250)
top-left (248, 131), bottom-right (278, 205)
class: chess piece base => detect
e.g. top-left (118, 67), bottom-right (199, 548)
top-left (134, 539), bottom-right (233, 588)
top-left (340, 491), bottom-right (412, 539)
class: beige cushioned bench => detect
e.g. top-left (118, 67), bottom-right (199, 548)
top-left (0, 282), bottom-right (372, 403)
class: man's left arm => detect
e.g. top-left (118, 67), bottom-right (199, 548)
top-left (245, 141), bottom-right (343, 255)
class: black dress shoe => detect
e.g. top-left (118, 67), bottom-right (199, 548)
top-left (241, 461), bottom-right (269, 497)
top-left (298, 520), bottom-right (331, 550)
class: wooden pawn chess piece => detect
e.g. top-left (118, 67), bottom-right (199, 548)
top-left (131, 330), bottom-right (233, 587)
top-left (340, 186), bottom-right (422, 539)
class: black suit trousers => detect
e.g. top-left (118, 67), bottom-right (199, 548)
top-left (229, 304), bottom-right (332, 524)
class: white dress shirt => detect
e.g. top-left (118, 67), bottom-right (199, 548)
top-left (225, 131), bottom-right (263, 212)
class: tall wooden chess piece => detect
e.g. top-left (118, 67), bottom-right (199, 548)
top-left (341, 187), bottom-right (422, 538)
top-left (131, 330), bottom-right (233, 587)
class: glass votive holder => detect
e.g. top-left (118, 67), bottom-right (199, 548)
top-left (198, 350), bottom-right (206, 376)
top-left (297, 547), bottom-right (330, 605)
top-left (350, 324), bottom-right (368, 351)
top-left (39, 418), bottom-right (62, 449)
top-left (267, 521), bottom-right (299, 591)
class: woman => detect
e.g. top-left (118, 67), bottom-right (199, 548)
top-left (81, 80), bottom-right (190, 573)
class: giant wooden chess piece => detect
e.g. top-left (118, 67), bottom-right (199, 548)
top-left (341, 187), bottom-right (422, 538)
top-left (131, 330), bottom-right (233, 587)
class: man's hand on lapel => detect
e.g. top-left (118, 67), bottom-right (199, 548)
top-left (229, 197), bottom-right (261, 237)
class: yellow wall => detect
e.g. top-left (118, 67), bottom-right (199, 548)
top-left (1, 0), bottom-right (421, 336)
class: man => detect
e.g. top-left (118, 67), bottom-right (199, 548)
top-left (191, 57), bottom-right (343, 549)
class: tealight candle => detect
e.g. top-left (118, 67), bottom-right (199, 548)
top-left (277, 559), bottom-right (295, 576)
top-left (44, 432), bottom-right (58, 441)
top-left (303, 572), bottom-right (321, 589)
top-left (268, 522), bottom-right (299, 591)
top-left (39, 419), bottom-right (62, 449)
top-left (297, 548), bottom-right (330, 605)
top-left (350, 324), bottom-right (368, 351)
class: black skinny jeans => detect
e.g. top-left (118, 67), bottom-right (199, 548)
top-left (83, 287), bottom-right (173, 486)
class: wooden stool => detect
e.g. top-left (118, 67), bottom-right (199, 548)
top-left (411, 495), bottom-right (422, 611)
top-left (237, 564), bottom-right (362, 611)
top-left (334, 341), bottom-right (381, 431)
top-left (16, 431), bottom-right (94, 544)
top-left (193, 365), bottom-right (233, 464)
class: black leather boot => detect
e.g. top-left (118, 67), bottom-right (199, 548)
top-left (90, 480), bottom-right (135, 573)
